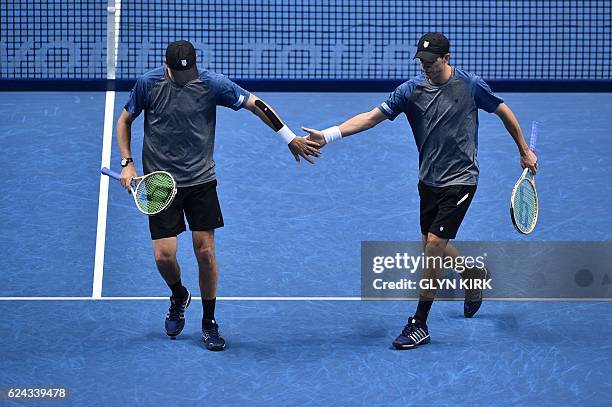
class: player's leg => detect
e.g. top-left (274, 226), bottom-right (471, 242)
top-left (192, 231), bottom-right (225, 351)
top-left (183, 180), bottom-right (225, 351)
top-left (149, 194), bottom-right (191, 338)
top-left (426, 233), bottom-right (462, 261)
top-left (415, 184), bottom-right (449, 322)
top-left (191, 230), bottom-right (218, 322)
top-left (153, 237), bottom-right (183, 290)
top-left (444, 241), bottom-right (461, 259)
top-left (393, 182), bottom-right (479, 349)
top-left (431, 184), bottom-right (485, 317)
top-left (411, 233), bottom-right (451, 322)
top-left (418, 232), bottom-right (449, 317)
top-left (428, 233), bottom-right (487, 313)
top-left (393, 183), bottom-right (440, 349)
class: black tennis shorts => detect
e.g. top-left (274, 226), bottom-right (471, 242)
top-left (418, 181), bottom-right (477, 240)
top-left (148, 179), bottom-right (224, 240)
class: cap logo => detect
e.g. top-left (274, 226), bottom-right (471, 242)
top-left (423, 41), bottom-right (429, 48)
top-left (180, 59), bottom-right (188, 67)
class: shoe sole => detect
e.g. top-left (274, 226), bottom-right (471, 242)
top-left (204, 343), bottom-right (226, 351)
top-left (166, 292), bottom-right (192, 338)
top-left (392, 336), bottom-right (430, 350)
top-left (202, 335), bottom-right (226, 351)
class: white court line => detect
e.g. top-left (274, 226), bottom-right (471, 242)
top-left (93, 2), bottom-right (122, 299)
top-left (0, 297), bottom-right (610, 301)
top-left (92, 91), bottom-right (115, 299)
top-left (93, 86), bottom-right (116, 298)
top-left (0, 297), bottom-right (360, 301)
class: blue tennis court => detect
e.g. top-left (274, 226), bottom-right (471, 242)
top-left (1, 1), bottom-right (611, 405)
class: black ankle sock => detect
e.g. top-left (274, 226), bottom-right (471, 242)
top-left (169, 279), bottom-right (187, 298)
top-left (414, 297), bottom-right (433, 323)
top-left (202, 298), bottom-right (216, 328)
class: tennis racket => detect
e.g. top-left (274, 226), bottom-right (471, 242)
top-left (510, 121), bottom-right (539, 234)
top-left (101, 167), bottom-right (177, 215)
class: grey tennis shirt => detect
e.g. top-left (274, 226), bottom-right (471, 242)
top-left (124, 66), bottom-right (250, 186)
top-left (379, 67), bottom-right (503, 187)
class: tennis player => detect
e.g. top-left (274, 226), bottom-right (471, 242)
top-left (303, 32), bottom-right (538, 349)
top-left (116, 40), bottom-right (321, 351)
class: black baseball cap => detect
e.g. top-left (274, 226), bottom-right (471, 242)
top-left (414, 32), bottom-right (450, 62)
top-left (165, 40), bottom-right (199, 85)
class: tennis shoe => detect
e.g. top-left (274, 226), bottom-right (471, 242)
top-left (165, 289), bottom-right (191, 338)
top-left (202, 320), bottom-right (226, 351)
top-left (392, 317), bottom-right (430, 350)
top-left (463, 266), bottom-right (489, 318)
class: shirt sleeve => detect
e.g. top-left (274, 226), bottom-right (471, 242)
top-left (378, 82), bottom-right (412, 121)
top-left (123, 76), bottom-right (148, 119)
top-left (472, 76), bottom-right (504, 113)
top-left (209, 73), bottom-right (250, 111)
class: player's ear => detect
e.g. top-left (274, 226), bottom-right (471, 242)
top-left (443, 53), bottom-right (451, 63)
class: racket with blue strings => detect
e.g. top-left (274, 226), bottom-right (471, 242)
top-left (510, 121), bottom-right (539, 234)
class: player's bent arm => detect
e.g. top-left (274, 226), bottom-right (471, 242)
top-left (244, 94), bottom-right (321, 164)
top-left (244, 94), bottom-right (298, 143)
top-left (244, 94), bottom-right (282, 131)
top-left (494, 103), bottom-right (530, 155)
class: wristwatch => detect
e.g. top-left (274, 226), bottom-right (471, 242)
top-left (120, 157), bottom-right (134, 167)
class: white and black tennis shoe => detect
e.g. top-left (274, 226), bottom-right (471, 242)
top-left (392, 317), bottom-right (430, 350)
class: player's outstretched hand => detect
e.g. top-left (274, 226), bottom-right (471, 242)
top-left (301, 126), bottom-right (327, 147)
top-left (520, 149), bottom-right (538, 175)
top-left (120, 165), bottom-right (138, 191)
top-left (288, 136), bottom-right (322, 164)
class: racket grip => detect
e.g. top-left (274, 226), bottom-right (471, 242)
top-left (101, 167), bottom-right (122, 180)
top-left (530, 121), bottom-right (539, 151)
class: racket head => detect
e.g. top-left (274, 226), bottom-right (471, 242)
top-left (132, 171), bottom-right (177, 215)
top-left (510, 169), bottom-right (538, 234)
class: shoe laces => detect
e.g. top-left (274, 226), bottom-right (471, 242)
top-left (402, 319), bottom-right (424, 336)
top-left (204, 324), bottom-right (220, 338)
top-left (168, 297), bottom-right (187, 320)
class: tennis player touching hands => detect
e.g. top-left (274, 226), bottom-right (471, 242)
top-left (116, 40), bottom-right (321, 351)
top-left (303, 32), bottom-right (537, 350)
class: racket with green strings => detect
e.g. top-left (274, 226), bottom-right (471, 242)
top-left (101, 167), bottom-right (177, 215)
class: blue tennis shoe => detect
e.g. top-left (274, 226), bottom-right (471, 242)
top-left (202, 320), bottom-right (226, 351)
top-left (464, 267), bottom-right (489, 318)
top-left (165, 289), bottom-right (191, 338)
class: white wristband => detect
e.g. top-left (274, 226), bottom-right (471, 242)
top-left (322, 126), bottom-right (342, 144)
top-left (276, 125), bottom-right (297, 144)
